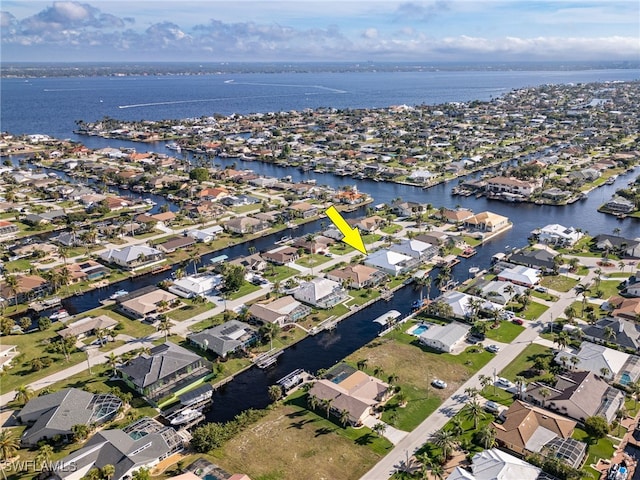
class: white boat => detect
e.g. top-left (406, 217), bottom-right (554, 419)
top-left (109, 289), bottom-right (128, 300)
top-left (469, 266), bottom-right (480, 275)
top-left (170, 408), bottom-right (202, 425)
top-left (181, 389), bottom-right (213, 407)
top-left (166, 142), bottom-right (181, 152)
top-left (50, 309), bottom-right (69, 320)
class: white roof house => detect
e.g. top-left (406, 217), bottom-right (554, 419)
top-left (168, 274), bottom-right (222, 298)
top-left (441, 291), bottom-right (502, 319)
top-left (99, 244), bottom-right (164, 270)
top-left (479, 280), bottom-right (527, 305)
top-left (537, 224), bottom-right (583, 246)
top-left (448, 448), bottom-right (541, 480)
top-left (364, 249), bottom-right (414, 276)
top-left (293, 278), bottom-right (347, 309)
top-left (555, 342), bottom-right (630, 380)
top-left (497, 265), bottom-right (540, 288)
top-left (389, 239), bottom-right (437, 260)
top-left (418, 321), bottom-right (470, 353)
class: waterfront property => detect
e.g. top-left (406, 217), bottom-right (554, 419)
top-left (293, 278), bottom-right (348, 309)
top-left (168, 274), bottom-right (222, 298)
top-left (118, 342), bottom-right (213, 405)
top-left (509, 248), bottom-right (558, 273)
top-left (534, 224), bottom-right (583, 246)
top-left (448, 448), bottom-right (541, 480)
top-left (440, 290), bottom-right (502, 319)
top-left (417, 321), bottom-right (470, 353)
top-left (17, 388), bottom-right (122, 447)
top-left (463, 211), bottom-right (510, 233)
top-left (325, 264), bottom-right (387, 289)
top-left (389, 238), bottom-right (438, 261)
top-left (497, 265), bottom-right (541, 288)
top-left (248, 295), bottom-right (311, 326)
top-left (554, 341), bottom-right (631, 381)
top-left (116, 286), bottom-right (178, 319)
top-left (52, 417), bottom-right (183, 480)
top-left (188, 320), bottom-right (259, 358)
top-left (593, 234), bottom-right (640, 258)
top-left (582, 317), bottom-right (640, 350)
top-left (57, 314), bottom-right (118, 339)
top-left (307, 364), bottom-right (391, 427)
top-left (364, 249), bottom-right (415, 276)
top-left (0, 273), bottom-right (50, 305)
top-left (99, 244), bottom-right (165, 270)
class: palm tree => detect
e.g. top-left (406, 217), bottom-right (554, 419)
top-left (339, 409), bottom-right (350, 428)
top-left (569, 356), bottom-right (580, 370)
top-left (450, 416), bottom-right (464, 438)
top-left (107, 352), bottom-right (119, 377)
top-left (554, 331), bottom-right (570, 350)
top-left (356, 359), bottom-right (368, 371)
top-left (465, 399), bottom-right (485, 430)
top-left (101, 464), bottom-right (116, 480)
top-left (600, 367), bottom-right (611, 379)
top-left (322, 398), bottom-right (333, 419)
top-left (477, 425), bottom-right (497, 449)
top-left (464, 386), bottom-right (479, 401)
top-left (35, 444), bottom-right (54, 469)
top-left (629, 381), bottom-right (640, 410)
top-left (604, 326), bottom-right (616, 344)
top-left (307, 394), bottom-right (319, 411)
top-left (574, 283), bottom-right (589, 315)
top-left (514, 375), bottom-right (527, 399)
top-left (431, 428), bottom-right (457, 460)
top-left (259, 322), bottom-right (280, 350)
top-left (95, 328), bottom-right (108, 347)
top-left (5, 274), bottom-right (19, 306)
top-left (72, 423), bottom-right (90, 442)
top-left (372, 422), bottom-right (386, 437)
top-left (0, 429), bottom-right (19, 462)
top-left (479, 374), bottom-right (492, 392)
top-left (84, 468), bottom-right (102, 480)
top-left (539, 387), bottom-right (551, 407)
top-left (158, 316), bottom-right (172, 341)
top-left (563, 305), bottom-right (577, 323)
top-left (14, 384), bottom-right (34, 405)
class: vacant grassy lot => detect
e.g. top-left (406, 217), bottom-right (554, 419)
top-left (540, 275), bottom-right (579, 292)
top-left (590, 279), bottom-right (625, 299)
top-left (484, 321), bottom-right (525, 343)
top-left (212, 391), bottom-right (392, 480)
top-left (499, 343), bottom-right (554, 382)
top-left (519, 300), bottom-right (550, 320)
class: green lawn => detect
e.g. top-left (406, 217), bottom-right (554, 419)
top-left (499, 343), bottom-right (554, 382)
top-left (518, 300), bottom-right (550, 320)
top-left (539, 275), bottom-right (579, 292)
top-left (480, 386), bottom-right (515, 406)
top-left (484, 321), bottom-right (525, 343)
top-left (381, 384), bottom-right (442, 431)
top-left (168, 300), bottom-right (216, 321)
top-left (530, 290), bottom-right (559, 302)
top-left (590, 280), bottom-right (625, 299)
top-left (607, 272), bottom-right (632, 278)
top-left (345, 288), bottom-right (381, 307)
top-left (263, 265), bottom-right (298, 283)
top-left (296, 253), bottom-right (331, 269)
top-left (380, 224), bottom-right (402, 234)
top-left (572, 427), bottom-right (615, 475)
top-left (227, 282), bottom-right (262, 300)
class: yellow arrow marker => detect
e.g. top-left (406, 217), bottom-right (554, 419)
top-left (325, 206), bottom-right (367, 255)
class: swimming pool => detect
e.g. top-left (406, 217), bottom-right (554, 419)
top-left (413, 325), bottom-right (429, 336)
top-left (620, 372), bottom-right (632, 385)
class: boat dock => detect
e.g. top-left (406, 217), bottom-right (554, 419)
top-left (276, 368), bottom-right (313, 393)
top-left (253, 349), bottom-right (283, 369)
top-left (28, 297), bottom-right (61, 312)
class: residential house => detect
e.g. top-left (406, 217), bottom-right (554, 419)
top-left (229, 253), bottom-right (267, 273)
top-left (0, 274), bottom-right (50, 305)
top-left (198, 187), bottom-right (229, 201)
top-left (52, 417), bottom-right (183, 480)
top-left (187, 225), bottom-right (224, 243)
top-left (408, 169), bottom-right (434, 183)
top-left (439, 208), bottom-right (474, 224)
top-left (348, 215), bottom-right (385, 233)
top-left (56, 260), bottom-right (110, 283)
top-left (524, 370), bottom-right (625, 423)
top-left (440, 291), bottom-right (502, 319)
top-left (604, 196), bottom-right (635, 214)
top-left (418, 321), bottom-right (470, 353)
top-left (553, 342), bottom-right (630, 381)
top-left (224, 217), bottom-right (268, 234)
top-left (364, 249), bottom-right (415, 276)
top-left (293, 278), bottom-right (347, 309)
top-left (116, 286), bottom-right (178, 319)
top-left (389, 239), bottom-right (438, 261)
top-left (509, 249), bottom-right (558, 272)
top-left (262, 246), bottom-right (299, 265)
top-left (157, 236), bottom-right (196, 253)
top-left (415, 231), bottom-right (456, 248)
top-left (248, 296), bottom-right (311, 326)
top-left (168, 274), bottom-right (222, 298)
top-left (57, 315), bottom-right (119, 339)
top-left (463, 211), bottom-right (510, 232)
top-left (118, 342), bottom-right (212, 405)
top-left (485, 176), bottom-right (542, 196)
top-left (448, 448), bottom-right (541, 480)
top-left (497, 265), bottom-right (540, 288)
top-left (492, 400), bottom-right (585, 468)
top-left (99, 245), bottom-right (165, 270)
top-left (478, 280), bottom-right (527, 305)
top-left (0, 220), bottom-right (19, 239)
top-left (292, 235), bottom-right (335, 254)
top-left (582, 317), bottom-right (640, 351)
top-left (593, 234), bottom-right (640, 258)
top-left (188, 320), bottom-right (258, 358)
top-left (391, 200), bottom-right (425, 217)
top-left (569, 168), bottom-right (601, 184)
top-left (536, 224), bottom-right (583, 247)
top-left (541, 187), bottom-right (573, 202)
top-left (17, 388), bottom-right (122, 447)
top-left (307, 366), bottom-right (391, 426)
top-left (287, 202), bottom-right (319, 219)
top-left (326, 264), bottom-right (387, 289)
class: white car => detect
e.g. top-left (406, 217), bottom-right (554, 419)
top-left (496, 377), bottom-right (513, 388)
top-left (486, 344), bottom-right (500, 353)
top-left (432, 379), bottom-right (447, 389)
top-left (484, 401), bottom-right (501, 413)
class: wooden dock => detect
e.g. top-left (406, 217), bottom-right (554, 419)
top-left (28, 297), bottom-right (61, 312)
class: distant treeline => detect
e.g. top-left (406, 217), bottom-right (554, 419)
top-left (2, 61), bottom-right (638, 79)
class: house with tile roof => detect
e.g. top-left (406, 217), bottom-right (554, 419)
top-left (247, 296), bottom-right (311, 326)
top-left (582, 317), bottom-right (640, 351)
top-left (553, 342), bottom-right (630, 381)
top-left (326, 264), bottom-right (387, 289)
top-left (0, 273), bottom-right (50, 305)
top-left (57, 315), bottom-right (119, 339)
top-left (463, 211), bottom-right (510, 233)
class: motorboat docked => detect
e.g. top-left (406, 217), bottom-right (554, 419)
top-left (166, 142), bottom-right (181, 152)
top-left (469, 266), bottom-right (480, 275)
top-left (109, 289), bottom-right (129, 300)
top-left (170, 408), bottom-right (202, 426)
top-left (179, 384), bottom-right (214, 407)
top-left (50, 309), bottom-right (69, 320)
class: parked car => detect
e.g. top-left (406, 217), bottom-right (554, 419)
top-left (511, 317), bottom-right (524, 325)
top-left (535, 286), bottom-right (548, 293)
top-left (432, 379), bottom-right (447, 389)
top-left (496, 377), bottom-right (513, 388)
top-left (484, 400), bottom-right (501, 413)
top-left (486, 344), bottom-right (500, 353)
top-left (466, 333), bottom-right (486, 344)
top-left (500, 310), bottom-right (516, 319)
top-left (324, 252), bottom-right (333, 257)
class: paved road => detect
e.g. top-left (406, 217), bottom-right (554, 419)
top-left (361, 256), bottom-right (603, 479)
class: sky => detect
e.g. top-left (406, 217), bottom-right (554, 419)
top-left (1, 1), bottom-right (639, 63)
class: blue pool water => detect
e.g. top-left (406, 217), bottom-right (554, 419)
top-left (204, 475), bottom-right (222, 480)
top-left (621, 372), bottom-right (632, 385)
top-left (413, 325), bottom-right (429, 336)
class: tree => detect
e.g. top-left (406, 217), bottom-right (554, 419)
top-left (322, 398), bottom-right (333, 419)
top-left (107, 353), bottom-right (119, 377)
top-left (0, 429), bottom-right (19, 462)
top-left (101, 464), bottom-right (115, 480)
top-left (476, 425), bottom-right (496, 449)
top-left (14, 384), bottom-right (34, 405)
top-left (563, 305), bottom-right (577, 324)
top-left (372, 422), bottom-right (386, 437)
top-left (339, 409), bottom-right (350, 427)
top-left (604, 326), bottom-right (616, 344)
top-left (600, 367), bottom-right (611, 379)
top-left (222, 264), bottom-right (245, 292)
top-left (35, 444), bottom-right (54, 469)
top-left (431, 428), bottom-right (457, 459)
top-left (84, 468), bottom-right (102, 480)
top-left (158, 316), bottom-right (172, 342)
top-left (574, 283), bottom-right (589, 315)
top-left (356, 359), bottom-right (368, 371)
top-left (450, 416), bottom-right (464, 438)
top-left (72, 423), bottom-right (90, 442)
top-left (629, 381), bottom-right (640, 410)
top-left (539, 387), bottom-right (551, 407)
top-left (268, 385), bottom-right (282, 403)
top-left (189, 167), bottom-right (210, 183)
top-left (5, 274), bottom-right (19, 306)
top-left (307, 394), bottom-right (319, 411)
top-left (38, 316), bottom-right (52, 331)
top-left (554, 331), bottom-right (570, 350)
top-left (465, 399), bottom-right (485, 430)
top-left (131, 468), bottom-right (151, 480)
top-left (584, 415), bottom-right (609, 439)
top-left (0, 317), bottom-right (14, 335)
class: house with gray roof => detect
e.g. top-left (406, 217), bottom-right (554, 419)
top-left (52, 417), bottom-right (183, 480)
top-left (17, 388), bottom-right (122, 447)
top-left (118, 342), bottom-right (212, 406)
top-left (188, 320), bottom-right (258, 358)
top-left (509, 248), bottom-right (558, 272)
top-left (418, 321), bottom-right (470, 353)
top-left (99, 244), bottom-right (165, 270)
